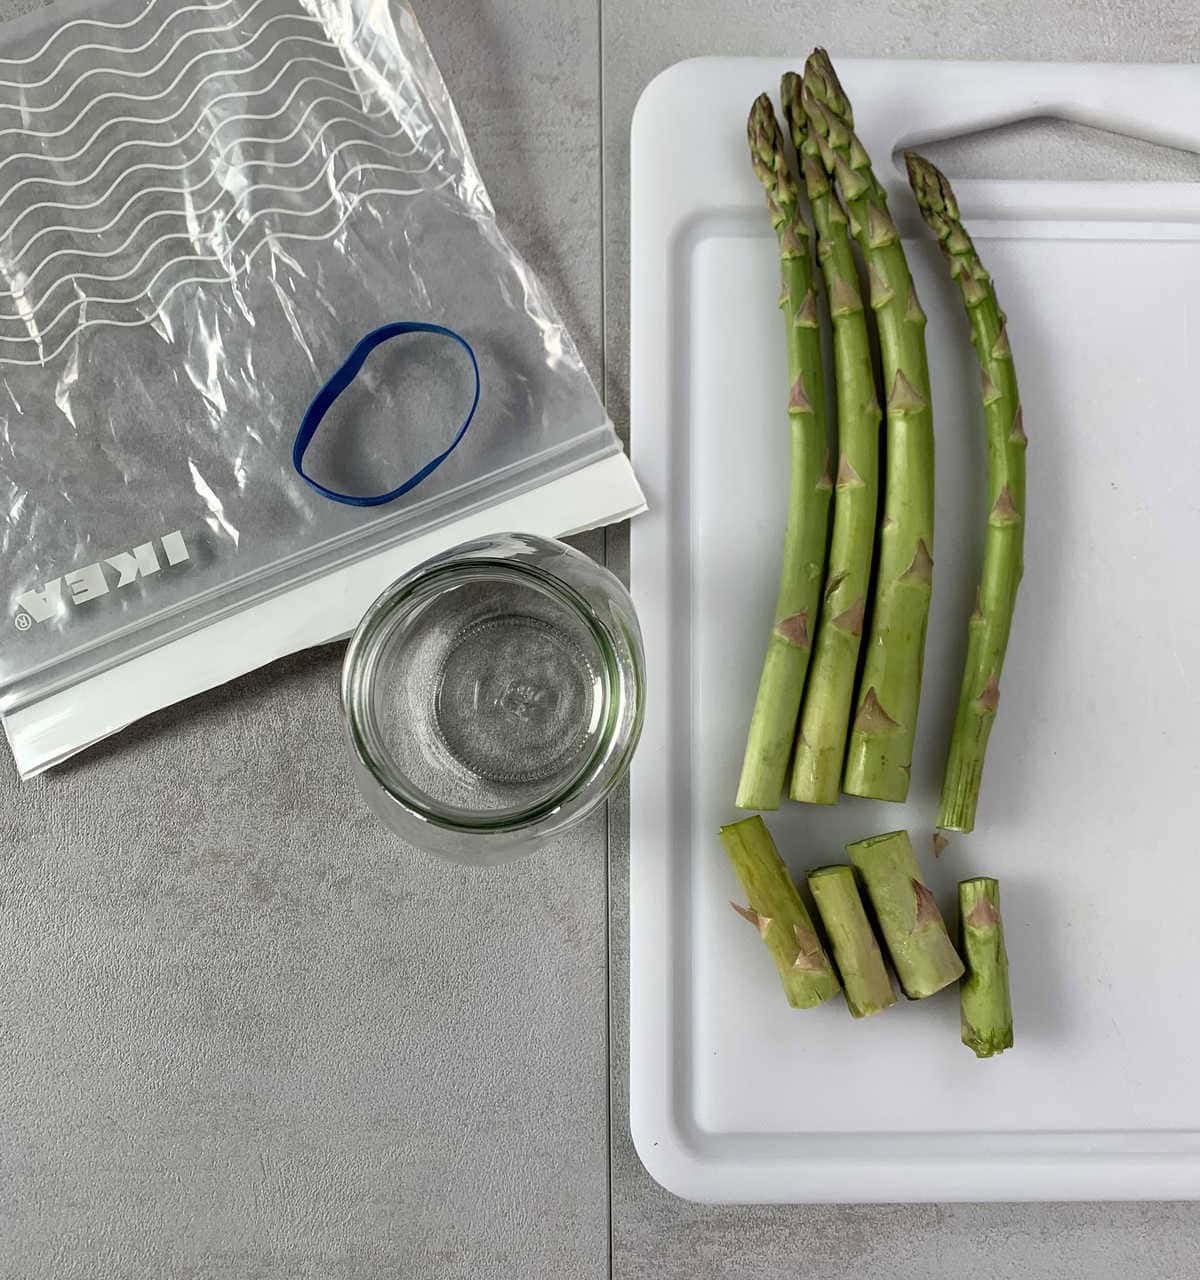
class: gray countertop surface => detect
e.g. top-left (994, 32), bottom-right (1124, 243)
top-left (3, 1), bottom-right (1199, 1276)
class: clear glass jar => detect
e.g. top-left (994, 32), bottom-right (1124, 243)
top-left (342, 533), bottom-right (644, 864)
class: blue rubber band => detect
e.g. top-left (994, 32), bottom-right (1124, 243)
top-left (292, 321), bottom-right (481, 508)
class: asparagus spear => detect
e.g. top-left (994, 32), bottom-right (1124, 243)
top-left (735, 95), bottom-right (832, 811)
top-left (720, 816), bottom-right (840, 1008)
top-left (846, 830), bottom-right (963, 998)
top-left (803, 51), bottom-right (935, 804)
top-left (780, 72), bottom-right (881, 806)
top-left (807, 864), bottom-right (896, 1017)
top-left (905, 153), bottom-right (1027, 833)
top-left (958, 877), bottom-right (1014, 1057)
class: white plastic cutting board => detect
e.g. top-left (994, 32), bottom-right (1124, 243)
top-left (629, 57), bottom-right (1200, 1203)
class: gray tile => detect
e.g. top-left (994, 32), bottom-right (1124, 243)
top-left (0, 0), bottom-right (610, 1275)
top-left (606, 0), bottom-right (1200, 1272)
top-left (424, 0), bottom-right (605, 386)
top-left (1, 644), bottom-right (608, 1280)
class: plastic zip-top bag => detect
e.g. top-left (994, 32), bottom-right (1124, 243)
top-left (0, 0), bottom-right (643, 777)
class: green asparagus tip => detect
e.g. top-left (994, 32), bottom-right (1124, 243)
top-left (804, 48), bottom-right (853, 128)
top-left (747, 94), bottom-right (774, 173)
top-left (749, 93), bottom-right (782, 159)
top-left (798, 79), bottom-right (842, 176)
top-left (747, 93), bottom-right (797, 222)
top-left (803, 49), bottom-right (832, 100)
top-left (749, 91), bottom-right (772, 135)
top-left (903, 151), bottom-right (960, 225)
top-left (780, 71), bottom-right (806, 148)
top-left (799, 79), bottom-right (823, 129)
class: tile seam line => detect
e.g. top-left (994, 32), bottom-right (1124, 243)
top-left (597, 3), bottom-right (614, 1279)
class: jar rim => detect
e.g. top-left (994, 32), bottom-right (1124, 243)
top-left (343, 551), bottom-right (634, 834)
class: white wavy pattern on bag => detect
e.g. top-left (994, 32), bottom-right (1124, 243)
top-left (1, 75), bottom-right (382, 239)
top-left (0, 34), bottom-right (351, 172)
top-left (8, 99), bottom-right (397, 264)
top-left (3, 127), bottom-right (417, 304)
top-left (0, 0), bottom-right (247, 80)
top-left (0, 0), bottom-right (312, 109)
top-left (0, 177), bottom-right (452, 367)
top-left (4, 156), bottom-right (443, 339)
top-left (0, 0), bottom-right (436, 365)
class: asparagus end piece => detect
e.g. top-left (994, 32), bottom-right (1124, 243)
top-left (959, 877), bottom-right (1014, 1057)
top-left (846, 831), bottom-right (964, 999)
top-left (720, 817), bottom-right (840, 1009)
top-left (807, 865), bottom-right (896, 1017)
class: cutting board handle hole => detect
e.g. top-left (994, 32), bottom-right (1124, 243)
top-left (894, 115), bottom-right (1200, 183)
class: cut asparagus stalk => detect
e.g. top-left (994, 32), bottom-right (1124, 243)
top-left (736, 95), bottom-right (832, 811)
top-left (720, 816), bottom-right (840, 1008)
top-left (803, 51), bottom-right (935, 803)
top-left (846, 830), bottom-right (964, 998)
top-left (905, 153), bottom-right (1026, 833)
top-left (807, 864), bottom-right (896, 1017)
top-left (958, 877), bottom-right (1014, 1057)
top-left (780, 72), bottom-right (881, 806)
